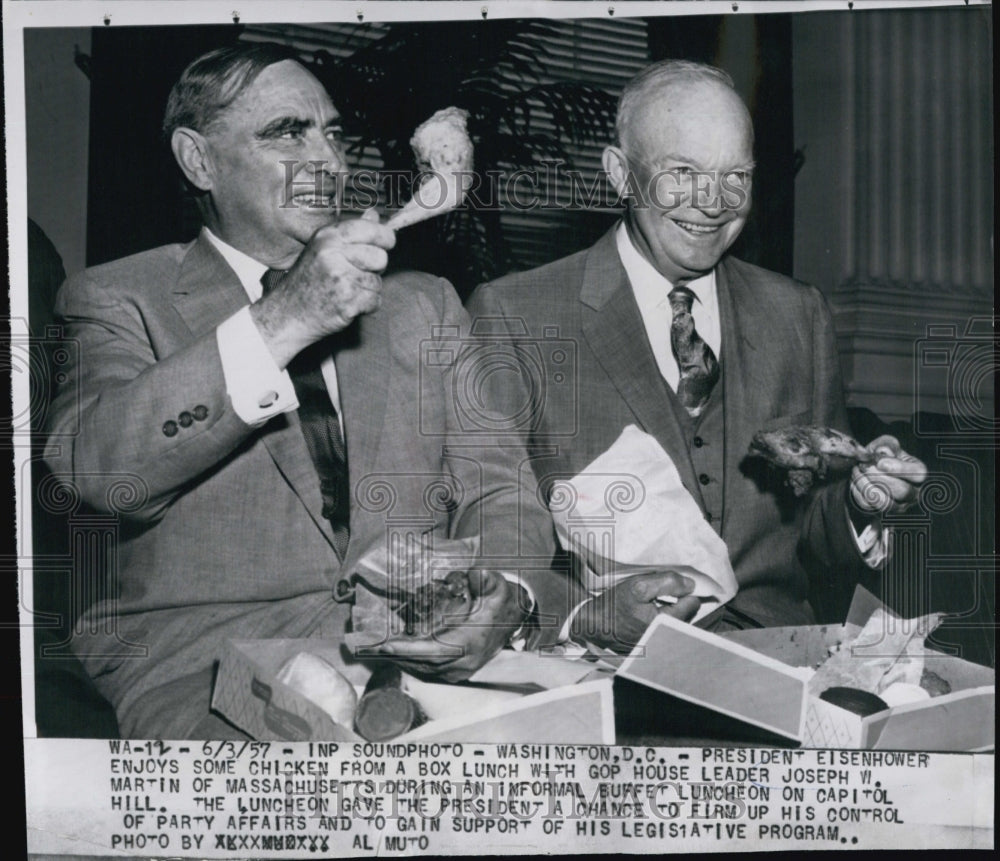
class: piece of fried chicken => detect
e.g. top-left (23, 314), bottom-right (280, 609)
top-left (386, 107), bottom-right (474, 230)
top-left (749, 425), bottom-right (874, 495)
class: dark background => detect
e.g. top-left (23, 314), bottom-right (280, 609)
top-left (81, 17), bottom-right (796, 295)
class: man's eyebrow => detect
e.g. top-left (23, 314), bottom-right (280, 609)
top-left (256, 116), bottom-right (313, 138)
top-left (658, 154), bottom-right (756, 171)
top-left (660, 153), bottom-right (700, 165)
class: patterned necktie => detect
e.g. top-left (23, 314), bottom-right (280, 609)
top-left (668, 285), bottom-right (720, 417)
top-left (261, 269), bottom-right (350, 560)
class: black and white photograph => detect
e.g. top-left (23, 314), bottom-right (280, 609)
top-left (7, 0), bottom-right (994, 856)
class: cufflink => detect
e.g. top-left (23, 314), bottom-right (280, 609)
top-left (258, 391), bottom-right (280, 409)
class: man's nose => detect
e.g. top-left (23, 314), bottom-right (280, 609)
top-left (693, 173), bottom-right (726, 216)
top-left (303, 130), bottom-right (346, 173)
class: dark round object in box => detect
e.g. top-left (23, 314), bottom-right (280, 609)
top-left (819, 686), bottom-right (890, 717)
top-left (355, 687), bottom-right (421, 741)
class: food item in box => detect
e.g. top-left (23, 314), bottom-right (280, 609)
top-left (879, 682), bottom-right (931, 708)
top-left (808, 608), bottom-right (945, 699)
top-left (748, 425), bottom-right (873, 495)
top-left (919, 667), bottom-right (952, 696)
top-left (276, 652), bottom-right (358, 727)
top-left (402, 570), bottom-right (473, 637)
top-left (354, 664), bottom-right (427, 741)
top-left (819, 686), bottom-right (890, 716)
top-left (341, 536), bottom-right (480, 653)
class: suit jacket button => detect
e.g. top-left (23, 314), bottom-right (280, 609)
top-left (705, 511), bottom-right (714, 523)
top-left (162, 420), bottom-right (179, 437)
top-left (699, 473), bottom-right (711, 485)
top-left (192, 405), bottom-right (209, 421)
top-left (178, 411), bottom-right (194, 428)
top-left (258, 390), bottom-right (279, 409)
top-left (693, 436), bottom-right (705, 448)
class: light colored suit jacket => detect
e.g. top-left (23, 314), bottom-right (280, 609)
top-left (45, 234), bottom-right (566, 736)
top-left (467, 228), bottom-right (867, 628)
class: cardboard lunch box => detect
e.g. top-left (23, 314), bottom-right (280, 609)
top-left (615, 587), bottom-right (994, 751)
top-left (211, 638), bottom-right (615, 744)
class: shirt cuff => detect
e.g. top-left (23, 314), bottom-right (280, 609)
top-left (217, 307), bottom-right (298, 425)
top-left (847, 507), bottom-right (891, 569)
top-left (558, 597), bottom-right (593, 644)
top-left (499, 573), bottom-right (536, 651)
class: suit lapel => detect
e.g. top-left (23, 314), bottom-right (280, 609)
top-left (170, 234), bottom-right (339, 550)
top-left (579, 230), bottom-right (704, 504)
top-left (717, 256), bottom-right (765, 526)
top-left (332, 312), bottom-right (389, 520)
top-left (258, 413), bottom-right (339, 549)
top-left (171, 234), bottom-right (248, 336)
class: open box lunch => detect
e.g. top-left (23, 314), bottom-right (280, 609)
top-left (616, 586), bottom-right (994, 751)
top-left (210, 535), bottom-right (620, 744)
top-left (212, 587), bottom-right (992, 750)
top-left (211, 639), bottom-right (615, 744)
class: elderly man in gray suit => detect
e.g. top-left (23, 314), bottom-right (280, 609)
top-left (44, 43), bottom-right (569, 739)
top-left (468, 60), bottom-right (927, 651)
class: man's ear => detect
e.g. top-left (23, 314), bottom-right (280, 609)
top-left (602, 145), bottom-right (630, 198)
top-left (602, 145), bottom-right (643, 206)
top-left (171, 128), bottom-right (213, 192)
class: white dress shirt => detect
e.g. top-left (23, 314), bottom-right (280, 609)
top-left (206, 228), bottom-right (343, 430)
top-left (615, 222), bottom-right (721, 392)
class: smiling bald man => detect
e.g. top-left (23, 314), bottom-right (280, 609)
top-left (468, 60), bottom-right (926, 653)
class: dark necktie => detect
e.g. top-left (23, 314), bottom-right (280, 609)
top-left (668, 286), bottom-right (720, 417)
top-left (261, 269), bottom-right (350, 560)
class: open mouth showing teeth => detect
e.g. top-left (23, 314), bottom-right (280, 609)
top-left (293, 195), bottom-right (333, 207)
top-left (674, 220), bottom-right (721, 235)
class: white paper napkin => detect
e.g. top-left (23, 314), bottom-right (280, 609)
top-left (550, 425), bottom-right (738, 624)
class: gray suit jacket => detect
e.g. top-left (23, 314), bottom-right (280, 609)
top-left (467, 228), bottom-right (866, 628)
top-left (45, 233), bottom-right (566, 736)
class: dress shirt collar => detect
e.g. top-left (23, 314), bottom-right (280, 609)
top-left (202, 227), bottom-right (269, 303)
top-left (614, 222), bottom-right (716, 314)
